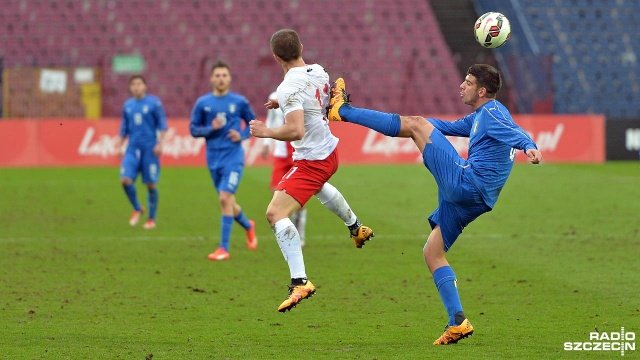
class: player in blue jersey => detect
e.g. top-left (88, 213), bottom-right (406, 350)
top-left (190, 60), bottom-right (258, 261)
top-left (326, 64), bottom-right (542, 345)
top-left (117, 75), bottom-right (168, 230)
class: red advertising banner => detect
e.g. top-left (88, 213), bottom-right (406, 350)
top-left (0, 114), bottom-right (604, 167)
top-left (329, 114), bottom-right (605, 164)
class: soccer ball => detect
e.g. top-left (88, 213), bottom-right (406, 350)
top-left (474, 12), bottom-right (511, 49)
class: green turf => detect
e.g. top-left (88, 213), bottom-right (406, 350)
top-left (1, 163), bottom-right (638, 359)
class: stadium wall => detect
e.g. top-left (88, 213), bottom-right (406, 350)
top-left (0, 115), bottom-right (604, 167)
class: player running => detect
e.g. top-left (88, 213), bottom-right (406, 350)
top-left (326, 64), bottom-right (542, 344)
top-left (117, 75), bottom-right (167, 230)
top-left (250, 29), bottom-right (375, 312)
top-left (190, 60), bottom-right (258, 261)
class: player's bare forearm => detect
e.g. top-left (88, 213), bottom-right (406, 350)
top-left (154, 130), bottom-right (167, 156)
top-left (116, 135), bottom-right (127, 156)
top-left (157, 130), bottom-right (167, 144)
top-left (249, 120), bottom-right (304, 141)
top-left (249, 120), bottom-right (275, 139)
top-left (271, 121), bottom-right (304, 141)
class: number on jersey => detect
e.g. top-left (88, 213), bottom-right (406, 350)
top-left (315, 83), bottom-right (330, 106)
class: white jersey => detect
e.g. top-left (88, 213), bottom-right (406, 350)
top-left (264, 91), bottom-right (290, 158)
top-left (276, 64), bottom-right (338, 161)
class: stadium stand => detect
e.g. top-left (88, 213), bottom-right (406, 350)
top-left (474, 0), bottom-right (640, 118)
top-left (0, 0), bottom-right (467, 118)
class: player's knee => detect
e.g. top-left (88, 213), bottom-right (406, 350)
top-left (146, 183), bottom-right (156, 190)
top-left (423, 240), bottom-right (445, 262)
top-left (403, 116), bottom-right (433, 136)
top-left (120, 177), bottom-right (132, 186)
top-left (265, 205), bottom-right (280, 226)
top-left (218, 191), bottom-right (233, 205)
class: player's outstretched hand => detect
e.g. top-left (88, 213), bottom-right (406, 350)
top-left (249, 120), bottom-right (269, 138)
top-left (526, 148), bottom-right (542, 164)
top-left (264, 99), bottom-right (279, 109)
top-left (227, 129), bottom-right (241, 142)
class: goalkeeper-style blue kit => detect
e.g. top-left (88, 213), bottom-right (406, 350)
top-left (190, 92), bottom-right (256, 194)
top-left (425, 99), bottom-right (537, 250)
top-left (119, 94), bottom-right (168, 183)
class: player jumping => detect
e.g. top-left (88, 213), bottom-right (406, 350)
top-left (249, 29), bottom-right (375, 312)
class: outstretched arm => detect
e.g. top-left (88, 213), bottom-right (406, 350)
top-left (484, 109), bottom-right (542, 163)
top-left (427, 114), bottom-right (474, 137)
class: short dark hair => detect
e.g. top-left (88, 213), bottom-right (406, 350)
top-left (270, 29), bottom-right (302, 62)
top-left (211, 60), bottom-right (231, 74)
top-left (467, 64), bottom-right (501, 97)
top-left (129, 75), bottom-right (146, 84)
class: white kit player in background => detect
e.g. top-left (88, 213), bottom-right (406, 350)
top-left (261, 91), bottom-right (308, 246)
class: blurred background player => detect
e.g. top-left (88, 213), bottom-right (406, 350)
top-left (327, 65), bottom-right (542, 345)
top-left (116, 75), bottom-right (167, 230)
top-left (190, 60), bottom-right (258, 261)
top-left (249, 29), bottom-right (374, 312)
top-left (261, 91), bottom-right (308, 247)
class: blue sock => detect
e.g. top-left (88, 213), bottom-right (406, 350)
top-left (339, 104), bottom-right (401, 136)
top-left (147, 188), bottom-right (158, 220)
top-left (219, 215), bottom-right (234, 251)
top-left (234, 210), bottom-right (252, 230)
top-left (123, 184), bottom-right (141, 211)
top-left (433, 266), bottom-right (464, 326)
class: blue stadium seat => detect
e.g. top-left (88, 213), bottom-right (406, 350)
top-left (475, 0), bottom-right (640, 118)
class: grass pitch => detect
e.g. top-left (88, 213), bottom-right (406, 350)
top-left (1, 163), bottom-right (639, 359)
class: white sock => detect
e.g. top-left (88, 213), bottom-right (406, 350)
top-left (295, 208), bottom-right (307, 243)
top-left (315, 183), bottom-right (357, 226)
top-left (273, 218), bottom-right (306, 279)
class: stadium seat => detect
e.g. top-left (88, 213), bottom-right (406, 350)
top-left (3, 0), bottom-right (469, 118)
top-left (476, 0), bottom-right (640, 117)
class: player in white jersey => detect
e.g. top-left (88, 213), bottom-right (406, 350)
top-left (261, 91), bottom-right (308, 246)
top-left (249, 29), bottom-right (375, 312)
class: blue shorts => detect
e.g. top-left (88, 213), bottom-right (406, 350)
top-left (120, 144), bottom-right (160, 184)
top-left (423, 130), bottom-right (491, 251)
top-left (209, 163), bottom-right (244, 194)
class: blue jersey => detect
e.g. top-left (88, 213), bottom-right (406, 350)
top-left (190, 92), bottom-right (255, 168)
top-left (427, 100), bottom-right (537, 208)
top-left (120, 95), bottom-right (168, 147)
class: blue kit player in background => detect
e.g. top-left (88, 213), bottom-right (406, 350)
top-left (117, 75), bottom-right (168, 230)
top-left (326, 64), bottom-right (543, 345)
top-left (190, 60), bottom-right (258, 261)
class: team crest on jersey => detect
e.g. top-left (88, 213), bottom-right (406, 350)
top-left (229, 104), bottom-right (236, 113)
top-left (204, 106), bottom-right (211, 112)
top-left (143, 105), bottom-right (149, 114)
